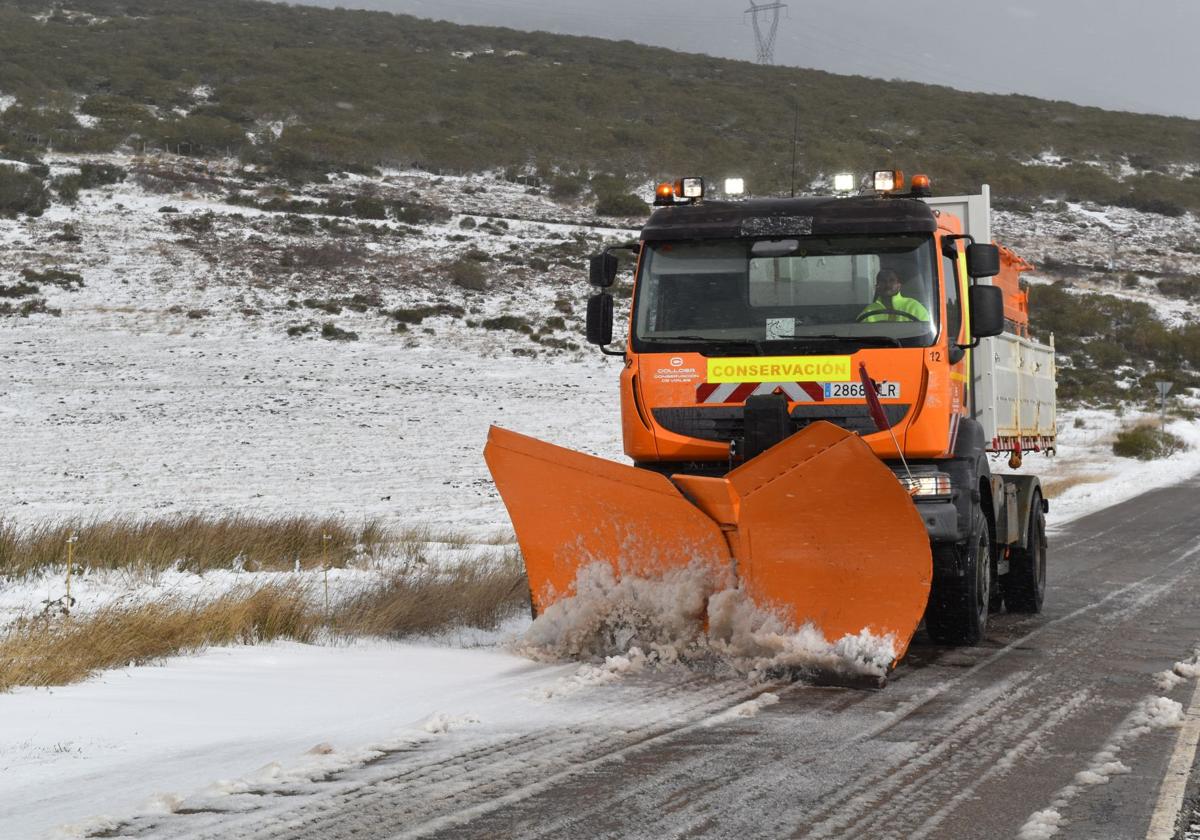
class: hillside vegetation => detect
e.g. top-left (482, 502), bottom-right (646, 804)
top-left (1, 0), bottom-right (1199, 211)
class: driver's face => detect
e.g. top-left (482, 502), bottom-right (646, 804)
top-left (876, 273), bottom-right (902, 295)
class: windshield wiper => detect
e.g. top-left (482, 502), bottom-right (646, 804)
top-left (643, 336), bottom-right (765, 354)
top-left (793, 334), bottom-right (903, 348)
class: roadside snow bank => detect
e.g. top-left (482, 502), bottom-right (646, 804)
top-left (518, 562), bottom-right (897, 681)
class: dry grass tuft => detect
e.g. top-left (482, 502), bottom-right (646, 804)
top-left (0, 584), bottom-right (318, 691)
top-left (0, 515), bottom-right (391, 578)
top-left (1040, 472), bottom-right (1107, 499)
top-left (334, 551), bottom-right (529, 638)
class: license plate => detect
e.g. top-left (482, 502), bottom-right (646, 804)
top-left (823, 381), bottom-right (900, 399)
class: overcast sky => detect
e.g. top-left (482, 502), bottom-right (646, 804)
top-left (289, 0), bottom-right (1200, 120)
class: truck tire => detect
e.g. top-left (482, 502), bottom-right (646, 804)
top-left (925, 509), bottom-right (991, 646)
top-left (1002, 492), bottom-right (1046, 613)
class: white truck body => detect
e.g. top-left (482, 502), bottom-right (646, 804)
top-left (924, 187), bottom-right (1057, 453)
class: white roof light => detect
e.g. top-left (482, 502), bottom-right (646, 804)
top-left (833, 173), bottom-right (856, 193)
top-left (874, 170), bottom-right (903, 192)
top-left (724, 177), bottom-right (746, 196)
top-left (678, 177), bottom-right (705, 199)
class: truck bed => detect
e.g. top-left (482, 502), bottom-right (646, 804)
top-left (976, 331), bottom-right (1057, 452)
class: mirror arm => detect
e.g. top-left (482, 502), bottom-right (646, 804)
top-left (598, 345), bottom-right (626, 357)
top-left (941, 233), bottom-right (974, 259)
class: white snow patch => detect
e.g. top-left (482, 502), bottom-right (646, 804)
top-left (0, 93), bottom-right (15, 113)
top-left (1157, 669), bottom-right (1186, 691)
top-left (519, 562), bottom-right (896, 680)
top-left (1155, 650), bottom-right (1200, 691)
top-left (1128, 695), bottom-right (1186, 733)
top-left (1072, 755), bottom-right (1130, 785)
top-left (1175, 650), bottom-right (1200, 677)
top-left (1019, 808), bottom-right (1064, 840)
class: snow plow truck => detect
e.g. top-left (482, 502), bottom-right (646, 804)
top-left (485, 172), bottom-right (1056, 669)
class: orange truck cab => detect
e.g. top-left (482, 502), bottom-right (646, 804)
top-left (583, 175), bottom-right (1056, 646)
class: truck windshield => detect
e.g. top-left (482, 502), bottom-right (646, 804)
top-left (633, 234), bottom-right (939, 354)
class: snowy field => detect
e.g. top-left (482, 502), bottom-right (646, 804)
top-left (4, 154), bottom-right (1200, 837)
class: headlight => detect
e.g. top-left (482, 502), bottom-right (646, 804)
top-left (901, 472), bottom-right (953, 498)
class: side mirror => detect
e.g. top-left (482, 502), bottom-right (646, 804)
top-left (586, 293), bottom-right (614, 345)
top-left (589, 252), bottom-right (618, 288)
top-left (969, 285), bottom-right (1005, 339)
top-left (966, 243), bottom-right (1000, 278)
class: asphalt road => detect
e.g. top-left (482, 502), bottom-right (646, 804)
top-left (100, 476), bottom-right (1200, 840)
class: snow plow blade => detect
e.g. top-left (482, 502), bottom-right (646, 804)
top-left (484, 421), bottom-right (932, 664)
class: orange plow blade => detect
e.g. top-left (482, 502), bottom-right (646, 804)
top-left (485, 421), bottom-right (932, 665)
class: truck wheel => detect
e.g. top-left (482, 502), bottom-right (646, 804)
top-left (1002, 492), bottom-right (1046, 613)
top-left (925, 510), bottom-right (991, 646)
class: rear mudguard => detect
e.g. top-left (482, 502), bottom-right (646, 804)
top-left (485, 421), bottom-right (932, 664)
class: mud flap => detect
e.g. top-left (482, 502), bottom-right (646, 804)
top-left (485, 422), bottom-right (932, 665)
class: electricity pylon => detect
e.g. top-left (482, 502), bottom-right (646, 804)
top-left (745, 1), bottom-right (787, 65)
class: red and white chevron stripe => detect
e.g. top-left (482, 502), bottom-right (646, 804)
top-left (695, 381), bottom-right (825, 404)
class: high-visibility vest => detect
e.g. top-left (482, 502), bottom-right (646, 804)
top-left (859, 293), bottom-right (931, 323)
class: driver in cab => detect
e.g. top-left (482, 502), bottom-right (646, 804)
top-left (859, 268), bottom-right (930, 323)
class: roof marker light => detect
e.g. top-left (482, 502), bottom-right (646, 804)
top-left (833, 173), bottom-right (856, 193)
top-left (675, 177), bottom-right (705, 200)
top-left (654, 182), bottom-right (675, 206)
top-left (874, 169), bottom-right (904, 192)
top-left (910, 174), bottom-right (932, 196)
top-left (724, 177), bottom-right (746, 196)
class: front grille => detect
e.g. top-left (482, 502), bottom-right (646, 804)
top-left (651, 407), bottom-right (743, 442)
top-left (791, 404), bottom-right (910, 437)
top-left (652, 403), bottom-right (912, 442)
